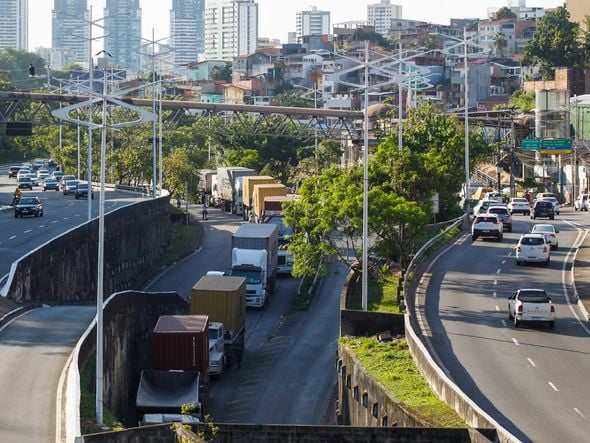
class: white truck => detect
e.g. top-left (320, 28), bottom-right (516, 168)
top-left (508, 288), bottom-right (555, 329)
top-left (217, 167), bottom-right (256, 214)
top-left (231, 224), bottom-right (279, 308)
top-left (208, 322), bottom-right (226, 376)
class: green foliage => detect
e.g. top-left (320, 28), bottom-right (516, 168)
top-left (505, 89), bottom-right (535, 112)
top-left (291, 139), bottom-right (344, 182)
top-left (495, 6), bottom-right (517, 20)
top-left (340, 337), bottom-right (466, 427)
top-left (493, 32), bottom-right (508, 57)
top-left (224, 148), bottom-right (261, 169)
top-left (349, 273), bottom-right (403, 313)
top-left (352, 30), bottom-right (392, 49)
top-left (0, 48), bottom-right (48, 91)
top-left (273, 91), bottom-right (316, 108)
top-left (210, 63), bottom-right (232, 81)
top-left (163, 146), bottom-right (206, 202)
top-left (523, 6), bottom-right (581, 79)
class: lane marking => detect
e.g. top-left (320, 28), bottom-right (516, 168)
top-left (501, 319), bottom-right (507, 326)
top-left (496, 269), bottom-right (501, 274)
top-left (512, 338), bottom-right (519, 346)
top-left (63, 217), bottom-right (69, 220)
top-left (495, 305), bottom-right (500, 312)
top-left (493, 291), bottom-right (497, 298)
top-left (548, 382), bottom-right (559, 392)
top-left (51, 220), bottom-right (58, 224)
top-left (527, 358), bottom-right (536, 368)
top-left (9, 235), bottom-right (16, 240)
top-left (39, 225), bottom-right (45, 228)
top-left (574, 408), bottom-right (585, 419)
top-left (493, 280), bottom-right (498, 286)
top-left (24, 230), bottom-right (32, 234)
top-left (501, 260), bottom-right (506, 265)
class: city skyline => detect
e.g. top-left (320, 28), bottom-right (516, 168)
top-left (25, 0), bottom-right (565, 52)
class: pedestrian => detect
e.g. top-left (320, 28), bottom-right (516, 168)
top-left (202, 202), bottom-right (208, 220)
top-left (234, 336), bottom-right (244, 369)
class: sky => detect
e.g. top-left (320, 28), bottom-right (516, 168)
top-left (28, 0), bottom-right (565, 51)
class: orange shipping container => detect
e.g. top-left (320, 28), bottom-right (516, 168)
top-left (242, 176), bottom-right (276, 210)
top-left (252, 184), bottom-right (287, 222)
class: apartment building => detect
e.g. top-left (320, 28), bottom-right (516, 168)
top-left (367, 0), bottom-right (402, 37)
top-left (52, 0), bottom-right (89, 68)
top-left (296, 7), bottom-right (330, 41)
top-left (0, 0), bottom-right (28, 50)
top-left (170, 0), bottom-right (205, 66)
top-left (104, 0), bottom-right (142, 72)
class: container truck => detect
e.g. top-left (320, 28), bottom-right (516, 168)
top-left (251, 183), bottom-right (287, 223)
top-left (191, 275), bottom-right (247, 373)
top-left (242, 176), bottom-right (276, 220)
top-left (262, 195), bottom-right (298, 275)
top-left (217, 167), bottom-right (256, 214)
top-left (197, 169), bottom-right (216, 204)
top-left (231, 224), bottom-right (279, 307)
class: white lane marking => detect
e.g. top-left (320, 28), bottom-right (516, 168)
top-left (51, 220), bottom-right (58, 224)
top-left (548, 382), bottom-right (559, 392)
top-left (496, 269), bottom-right (501, 274)
top-left (63, 217), bottom-right (69, 220)
top-left (24, 230), bottom-right (32, 234)
top-left (561, 223), bottom-right (590, 335)
top-left (501, 319), bottom-right (507, 326)
top-left (574, 408), bottom-right (585, 419)
top-left (527, 358), bottom-right (536, 367)
top-left (501, 260), bottom-right (506, 265)
top-left (507, 251), bottom-right (512, 256)
top-left (512, 338), bottom-right (519, 346)
top-left (493, 280), bottom-right (498, 286)
top-left (9, 235), bottom-right (16, 240)
top-left (75, 214), bottom-right (81, 217)
top-left (493, 291), bottom-right (497, 298)
top-left (495, 305), bottom-right (500, 312)
top-left (39, 225), bottom-right (45, 228)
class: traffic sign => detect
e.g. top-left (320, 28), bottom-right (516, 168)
top-left (521, 138), bottom-right (572, 152)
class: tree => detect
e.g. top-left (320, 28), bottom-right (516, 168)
top-left (163, 146), bottom-right (204, 202)
top-left (505, 89), bottom-right (535, 112)
top-left (495, 7), bottom-right (517, 20)
top-left (210, 63), bottom-right (232, 82)
top-left (493, 32), bottom-right (508, 58)
top-left (523, 6), bottom-right (581, 79)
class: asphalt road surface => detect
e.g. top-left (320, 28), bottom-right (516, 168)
top-left (422, 208), bottom-right (590, 442)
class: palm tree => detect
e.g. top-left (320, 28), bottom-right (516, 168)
top-left (493, 32), bottom-right (508, 58)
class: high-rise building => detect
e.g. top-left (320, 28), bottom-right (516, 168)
top-left (567, 0), bottom-right (590, 31)
top-left (296, 6), bottom-right (330, 41)
top-left (367, 0), bottom-right (402, 37)
top-left (0, 0), bottom-right (28, 50)
top-left (52, 0), bottom-right (89, 68)
top-left (170, 0), bottom-right (205, 66)
top-left (204, 0), bottom-right (258, 61)
top-left (104, 0), bottom-right (142, 72)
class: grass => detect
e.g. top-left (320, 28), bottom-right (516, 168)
top-left (340, 336), bottom-right (466, 428)
top-left (289, 275), bottom-right (315, 313)
top-left (167, 223), bottom-right (191, 253)
top-left (79, 354), bottom-right (125, 434)
top-left (349, 273), bottom-right (403, 313)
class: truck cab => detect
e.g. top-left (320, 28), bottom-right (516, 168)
top-left (208, 322), bottom-right (226, 375)
top-left (231, 260), bottom-right (266, 307)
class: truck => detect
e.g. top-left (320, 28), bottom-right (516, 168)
top-left (241, 176), bottom-right (276, 221)
top-left (251, 183), bottom-right (287, 223)
top-left (231, 224), bottom-right (279, 307)
top-left (197, 169), bottom-right (216, 204)
top-left (262, 195), bottom-right (298, 275)
top-left (191, 275), bottom-right (247, 374)
top-left (508, 288), bottom-right (555, 328)
top-left (217, 167), bottom-right (256, 214)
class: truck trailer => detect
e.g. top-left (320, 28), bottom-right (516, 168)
top-left (231, 224), bottom-right (278, 307)
top-left (216, 167), bottom-right (256, 214)
top-left (241, 176), bottom-right (276, 221)
top-left (251, 183), bottom-right (287, 223)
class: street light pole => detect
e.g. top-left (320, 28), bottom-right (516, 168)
top-left (151, 28), bottom-right (157, 199)
top-left (87, 6), bottom-right (94, 220)
top-left (362, 40), bottom-right (369, 311)
top-left (398, 34), bottom-right (403, 150)
top-left (158, 60), bottom-right (163, 195)
top-left (463, 27), bottom-right (471, 227)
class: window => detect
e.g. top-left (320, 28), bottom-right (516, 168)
top-left (346, 374), bottom-right (351, 388)
top-left (353, 386), bottom-right (359, 401)
top-left (382, 416), bottom-right (388, 427)
top-left (362, 392), bottom-right (369, 407)
top-left (372, 402), bottom-right (379, 418)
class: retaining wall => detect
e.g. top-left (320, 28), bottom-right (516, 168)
top-left (3, 195), bottom-right (171, 304)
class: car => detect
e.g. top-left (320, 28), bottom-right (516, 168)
top-left (472, 214), bottom-right (503, 241)
top-left (33, 160), bottom-right (44, 170)
top-left (483, 191), bottom-right (503, 203)
top-left (17, 168), bottom-right (31, 180)
top-left (25, 173), bottom-right (39, 186)
top-left (43, 178), bottom-right (60, 191)
top-left (59, 175), bottom-right (76, 190)
top-left (535, 192), bottom-right (557, 202)
top-left (473, 199), bottom-right (499, 217)
top-left (75, 183), bottom-right (94, 199)
top-left (486, 205), bottom-right (512, 232)
top-left (37, 169), bottom-right (50, 180)
top-left (531, 224), bottom-right (559, 249)
top-left (575, 193), bottom-right (590, 211)
top-left (17, 176), bottom-right (33, 190)
top-left (515, 234), bottom-right (550, 266)
top-left (508, 289), bottom-right (555, 329)
top-left (539, 197), bottom-right (560, 215)
top-left (14, 196), bottom-right (43, 218)
top-left (531, 200), bottom-right (554, 220)
top-left (508, 197), bottom-right (530, 216)
top-left (62, 179), bottom-right (79, 195)
top-left (8, 165), bottom-right (20, 178)
top-left (51, 171), bottom-right (65, 182)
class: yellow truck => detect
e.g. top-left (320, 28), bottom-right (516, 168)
top-left (241, 176), bottom-right (276, 221)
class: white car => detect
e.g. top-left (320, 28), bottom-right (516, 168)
top-left (473, 199), bottom-right (499, 217)
top-left (575, 193), bottom-right (590, 211)
top-left (508, 197), bottom-right (530, 216)
top-left (483, 191), bottom-right (503, 203)
top-left (37, 169), bottom-right (50, 180)
top-left (515, 234), bottom-right (550, 266)
top-left (531, 224), bottom-right (559, 249)
top-left (25, 173), bottom-right (39, 186)
top-left (508, 288), bottom-right (555, 329)
top-left (540, 197), bottom-right (560, 215)
top-left (472, 214), bottom-right (503, 241)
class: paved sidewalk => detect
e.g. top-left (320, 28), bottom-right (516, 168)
top-left (573, 232), bottom-right (590, 321)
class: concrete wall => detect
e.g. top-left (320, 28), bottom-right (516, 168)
top-left (3, 195), bottom-right (171, 304)
top-left (81, 422), bottom-right (498, 443)
top-left (77, 291), bottom-right (190, 427)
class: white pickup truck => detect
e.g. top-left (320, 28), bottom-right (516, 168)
top-left (508, 289), bottom-right (555, 329)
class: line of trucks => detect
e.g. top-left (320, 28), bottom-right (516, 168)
top-left (199, 167), bottom-right (296, 285)
top-left (136, 275), bottom-right (247, 426)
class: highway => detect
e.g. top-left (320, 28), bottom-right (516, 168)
top-left (146, 207), bottom-right (345, 424)
top-left (422, 208), bottom-right (590, 442)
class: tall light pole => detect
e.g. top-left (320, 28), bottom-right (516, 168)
top-left (398, 34), bottom-right (403, 150)
top-left (464, 27), bottom-right (470, 227)
top-left (362, 41), bottom-right (369, 311)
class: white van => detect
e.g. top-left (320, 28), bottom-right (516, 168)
top-left (484, 192), bottom-right (503, 203)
